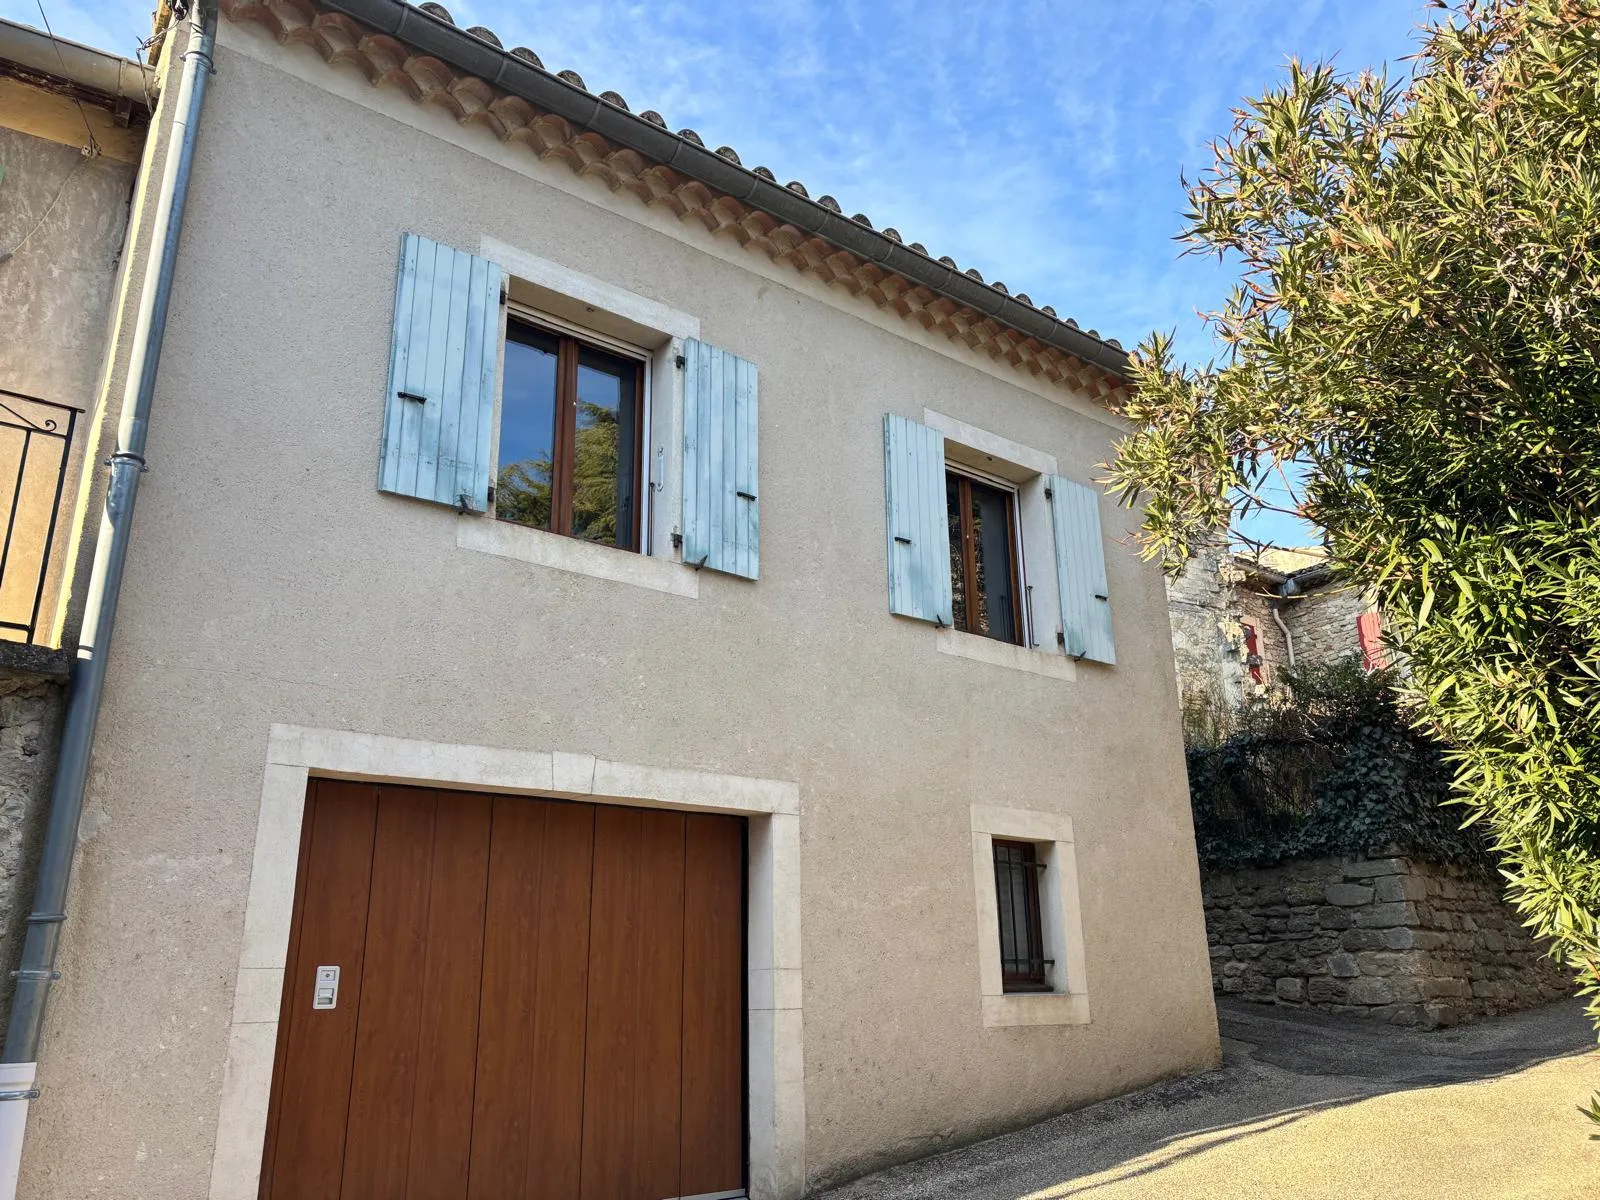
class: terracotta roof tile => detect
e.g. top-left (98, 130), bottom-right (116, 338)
top-left (219, 0), bottom-right (1132, 397)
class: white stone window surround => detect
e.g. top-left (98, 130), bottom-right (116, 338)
top-left (969, 804), bottom-right (1091, 1028)
top-left (451, 235), bottom-right (703, 598)
top-left (922, 409), bottom-right (1075, 682)
top-left (208, 724), bottom-right (806, 1200)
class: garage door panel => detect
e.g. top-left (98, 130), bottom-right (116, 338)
top-left (581, 807), bottom-right (687, 1200)
top-left (406, 791), bottom-right (493, 1200)
top-left (264, 787), bottom-right (743, 1200)
top-left (341, 789), bottom-right (439, 1198)
top-left (468, 798), bottom-right (547, 1197)
top-left (520, 800), bottom-right (597, 1199)
top-left (261, 780), bottom-right (379, 1200)
top-left (681, 813), bottom-right (746, 1198)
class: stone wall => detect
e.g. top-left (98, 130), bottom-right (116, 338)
top-left (0, 669), bottom-right (64, 1032)
top-left (1283, 584), bottom-right (1370, 670)
top-left (1167, 546), bottom-right (1249, 722)
top-left (1204, 854), bottom-right (1571, 1028)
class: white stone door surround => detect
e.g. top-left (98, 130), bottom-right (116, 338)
top-left (207, 724), bottom-right (806, 1200)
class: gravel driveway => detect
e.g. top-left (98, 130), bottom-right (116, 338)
top-left (812, 997), bottom-right (1599, 1200)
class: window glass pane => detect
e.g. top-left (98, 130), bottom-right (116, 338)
top-left (571, 347), bottom-right (638, 550)
top-left (969, 479), bottom-right (1018, 644)
top-left (496, 324), bottom-right (559, 529)
top-left (947, 474), bottom-right (967, 630)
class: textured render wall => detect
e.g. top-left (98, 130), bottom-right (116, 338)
top-left (0, 126), bottom-right (135, 409)
top-left (1204, 855), bottom-right (1571, 1029)
top-left (21, 25), bottom-right (1218, 1199)
top-left (0, 115), bottom-right (136, 1043)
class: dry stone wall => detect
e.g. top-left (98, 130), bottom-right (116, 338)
top-left (1204, 854), bottom-right (1571, 1028)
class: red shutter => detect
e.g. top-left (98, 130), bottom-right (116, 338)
top-left (1242, 622), bottom-right (1263, 683)
top-left (1357, 610), bottom-right (1385, 670)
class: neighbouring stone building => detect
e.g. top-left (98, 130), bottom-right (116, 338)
top-left (1169, 553), bottom-right (1570, 1025)
top-left (1203, 854), bottom-right (1571, 1028)
top-left (1167, 545), bottom-right (1381, 726)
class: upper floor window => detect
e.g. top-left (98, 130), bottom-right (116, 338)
top-left (946, 470), bottom-right (1021, 645)
top-left (378, 233), bottom-right (759, 581)
top-left (497, 319), bottom-right (643, 552)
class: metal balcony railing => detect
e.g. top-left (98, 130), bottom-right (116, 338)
top-left (0, 388), bottom-right (78, 645)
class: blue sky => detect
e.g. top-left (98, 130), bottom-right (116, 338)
top-left (9, 0), bottom-right (1433, 543)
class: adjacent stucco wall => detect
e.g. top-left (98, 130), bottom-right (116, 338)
top-left (0, 106), bottom-right (141, 1040)
top-left (21, 22), bottom-right (1218, 1197)
top-left (0, 126), bottom-right (134, 409)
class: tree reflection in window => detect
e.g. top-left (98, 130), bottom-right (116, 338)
top-left (496, 319), bottom-right (640, 551)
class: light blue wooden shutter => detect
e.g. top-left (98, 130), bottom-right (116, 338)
top-left (681, 339), bottom-right (759, 579)
top-left (883, 414), bottom-right (953, 625)
top-left (377, 233), bottom-right (503, 512)
top-left (1048, 475), bottom-right (1115, 664)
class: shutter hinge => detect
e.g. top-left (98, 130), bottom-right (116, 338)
top-left (1056, 629), bottom-right (1066, 648)
top-left (1044, 485), bottom-right (1054, 500)
top-left (499, 282), bottom-right (508, 305)
top-left (487, 484), bottom-right (496, 507)
top-left (675, 353), bottom-right (686, 369)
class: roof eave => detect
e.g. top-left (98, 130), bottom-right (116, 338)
top-left (317, 0), bottom-right (1133, 381)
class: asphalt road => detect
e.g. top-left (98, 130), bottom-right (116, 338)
top-left (812, 997), bottom-right (1600, 1200)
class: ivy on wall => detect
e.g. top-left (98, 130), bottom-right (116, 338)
top-left (1186, 660), bottom-right (1491, 872)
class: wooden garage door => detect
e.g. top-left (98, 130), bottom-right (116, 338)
top-left (259, 781), bottom-right (746, 1200)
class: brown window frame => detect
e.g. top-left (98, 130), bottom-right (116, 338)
top-left (992, 838), bottom-right (1053, 993)
top-left (496, 316), bottom-right (647, 553)
top-left (947, 469), bottom-right (1025, 646)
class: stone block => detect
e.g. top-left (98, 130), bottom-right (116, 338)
top-left (1346, 978), bottom-right (1395, 1005)
top-left (1329, 952), bottom-right (1359, 978)
top-left (1375, 874), bottom-right (1430, 903)
top-left (1326, 883), bottom-right (1375, 907)
top-left (1275, 977), bottom-right (1305, 1002)
top-left (1221, 977), bottom-right (1246, 993)
top-left (1386, 978), bottom-right (1425, 1003)
top-left (1317, 906), bottom-right (1355, 930)
top-left (1355, 902), bottom-right (1419, 929)
top-left (1209, 945), bottom-right (1233, 960)
top-left (1340, 929), bottom-right (1386, 952)
top-left (1423, 1002), bottom-right (1461, 1029)
top-left (1343, 857), bottom-right (1410, 878)
top-left (1307, 977), bottom-right (1347, 1003)
top-left (1355, 951), bottom-right (1426, 977)
top-left (1410, 930), bottom-right (1450, 951)
top-left (1379, 1003), bottom-right (1425, 1027)
top-left (1284, 881), bottom-right (1325, 904)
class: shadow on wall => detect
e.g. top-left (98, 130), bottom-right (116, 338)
top-left (811, 997), bottom-right (1596, 1200)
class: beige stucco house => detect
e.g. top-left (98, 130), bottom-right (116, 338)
top-left (0, 2), bottom-right (1218, 1197)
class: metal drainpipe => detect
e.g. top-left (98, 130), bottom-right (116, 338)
top-left (0, 4), bottom-right (215, 1193)
top-left (1272, 593), bottom-right (1296, 670)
